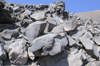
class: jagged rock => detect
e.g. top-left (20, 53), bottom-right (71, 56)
top-left (30, 11), bottom-right (46, 21)
top-left (0, 44), bottom-right (7, 60)
top-left (1, 29), bottom-right (19, 40)
top-left (28, 50), bottom-right (35, 60)
top-left (68, 48), bottom-right (93, 66)
top-left (38, 50), bottom-right (68, 66)
top-left (93, 35), bottom-right (100, 45)
top-left (63, 15), bottom-right (78, 31)
top-left (51, 25), bottom-right (65, 34)
top-left (85, 61), bottom-right (100, 66)
top-left (44, 18), bottom-right (57, 33)
top-left (8, 39), bottom-right (28, 65)
top-left (28, 34), bottom-right (57, 56)
top-left (67, 35), bottom-right (80, 46)
top-left (28, 33), bottom-right (68, 56)
top-left (92, 44), bottom-right (100, 58)
top-left (24, 21), bottom-right (46, 42)
top-left (79, 36), bottom-right (94, 50)
top-left (48, 1), bottom-right (65, 14)
top-left (24, 9), bottom-right (31, 16)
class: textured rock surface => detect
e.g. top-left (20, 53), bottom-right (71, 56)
top-left (0, 0), bottom-right (100, 66)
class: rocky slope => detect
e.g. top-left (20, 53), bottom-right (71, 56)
top-left (0, 0), bottom-right (100, 66)
top-left (76, 10), bottom-right (100, 22)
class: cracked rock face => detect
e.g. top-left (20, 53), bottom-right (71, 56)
top-left (0, 0), bottom-right (100, 66)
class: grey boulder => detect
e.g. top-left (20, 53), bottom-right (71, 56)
top-left (63, 15), bottom-right (78, 31)
top-left (24, 21), bottom-right (46, 42)
top-left (8, 39), bottom-right (28, 65)
top-left (31, 11), bottom-right (46, 21)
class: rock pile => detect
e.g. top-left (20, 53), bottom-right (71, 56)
top-left (0, 0), bottom-right (100, 66)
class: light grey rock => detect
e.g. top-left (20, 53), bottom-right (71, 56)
top-left (93, 35), bottom-right (100, 45)
top-left (63, 15), bottom-right (78, 31)
top-left (49, 33), bottom-right (68, 56)
top-left (0, 44), bottom-right (7, 60)
top-left (79, 36), bottom-right (94, 50)
top-left (1, 29), bottom-right (19, 40)
top-left (68, 49), bottom-right (89, 66)
top-left (28, 33), bottom-right (68, 56)
top-left (70, 28), bottom-right (86, 42)
top-left (28, 34), bottom-right (57, 56)
top-left (8, 39), bottom-right (28, 65)
top-left (92, 44), bottom-right (100, 58)
top-left (31, 11), bottom-right (46, 21)
top-left (24, 9), bottom-right (31, 16)
top-left (67, 35), bottom-right (80, 46)
top-left (24, 21), bottom-right (46, 42)
top-left (28, 50), bottom-right (35, 60)
top-left (51, 25), bottom-right (65, 34)
top-left (53, 17), bottom-right (64, 25)
top-left (44, 18), bottom-right (57, 33)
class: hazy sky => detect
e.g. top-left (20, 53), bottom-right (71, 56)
top-left (5, 0), bottom-right (100, 13)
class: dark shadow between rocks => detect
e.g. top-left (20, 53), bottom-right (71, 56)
top-left (36, 50), bottom-right (69, 66)
top-left (0, 8), bottom-right (14, 24)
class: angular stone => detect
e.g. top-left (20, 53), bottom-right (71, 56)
top-left (63, 15), bottom-right (78, 31)
top-left (67, 35), bottom-right (79, 46)
top-left (28, 50), bottom-right (35, 60)
top-left (28, 32), bottom-right (68, 56)
top-left (49, 33), bottom-right (68, 56)
top-left (68, 49), bottom-right (83, 66)
top-left (92, 44), bottom-right (100, 58)
top-left (0, 44), bottom-right (7, 60)
top-left (44, 18), bottom-right (57, 33)
top-left (30, 11), bottom-right (46, 21)
top-left (24, 21), bottom-right (46, 42)
top-left (8, 39), bottom-right (28, 65)
top-left (24, 9), bottom-right (31, 16)
top-left (79, 36), bottom-right (94, 50)
top-left (93, 35), bottom-right (100, 45)
top-left (28, 34), bottom-right (57, 56)
top-left (85, 61), bottom-right (100, 66)
top-left (51, 25), bottom-right (65, 34)
top-left (1, 29), bottom-right (19, 40)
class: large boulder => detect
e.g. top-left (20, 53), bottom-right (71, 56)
top-left (24, 21), bottom-right (46, 42)
top-left (28, 33), bottom-right (68, 57)
top-left (8, 39), bottom-right (28, 65)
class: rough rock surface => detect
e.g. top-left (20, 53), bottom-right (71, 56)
top-left (0, 0), bottom-right (100, 66)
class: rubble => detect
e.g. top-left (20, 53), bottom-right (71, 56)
top-left (0, 0), bottom-right (100, 66)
